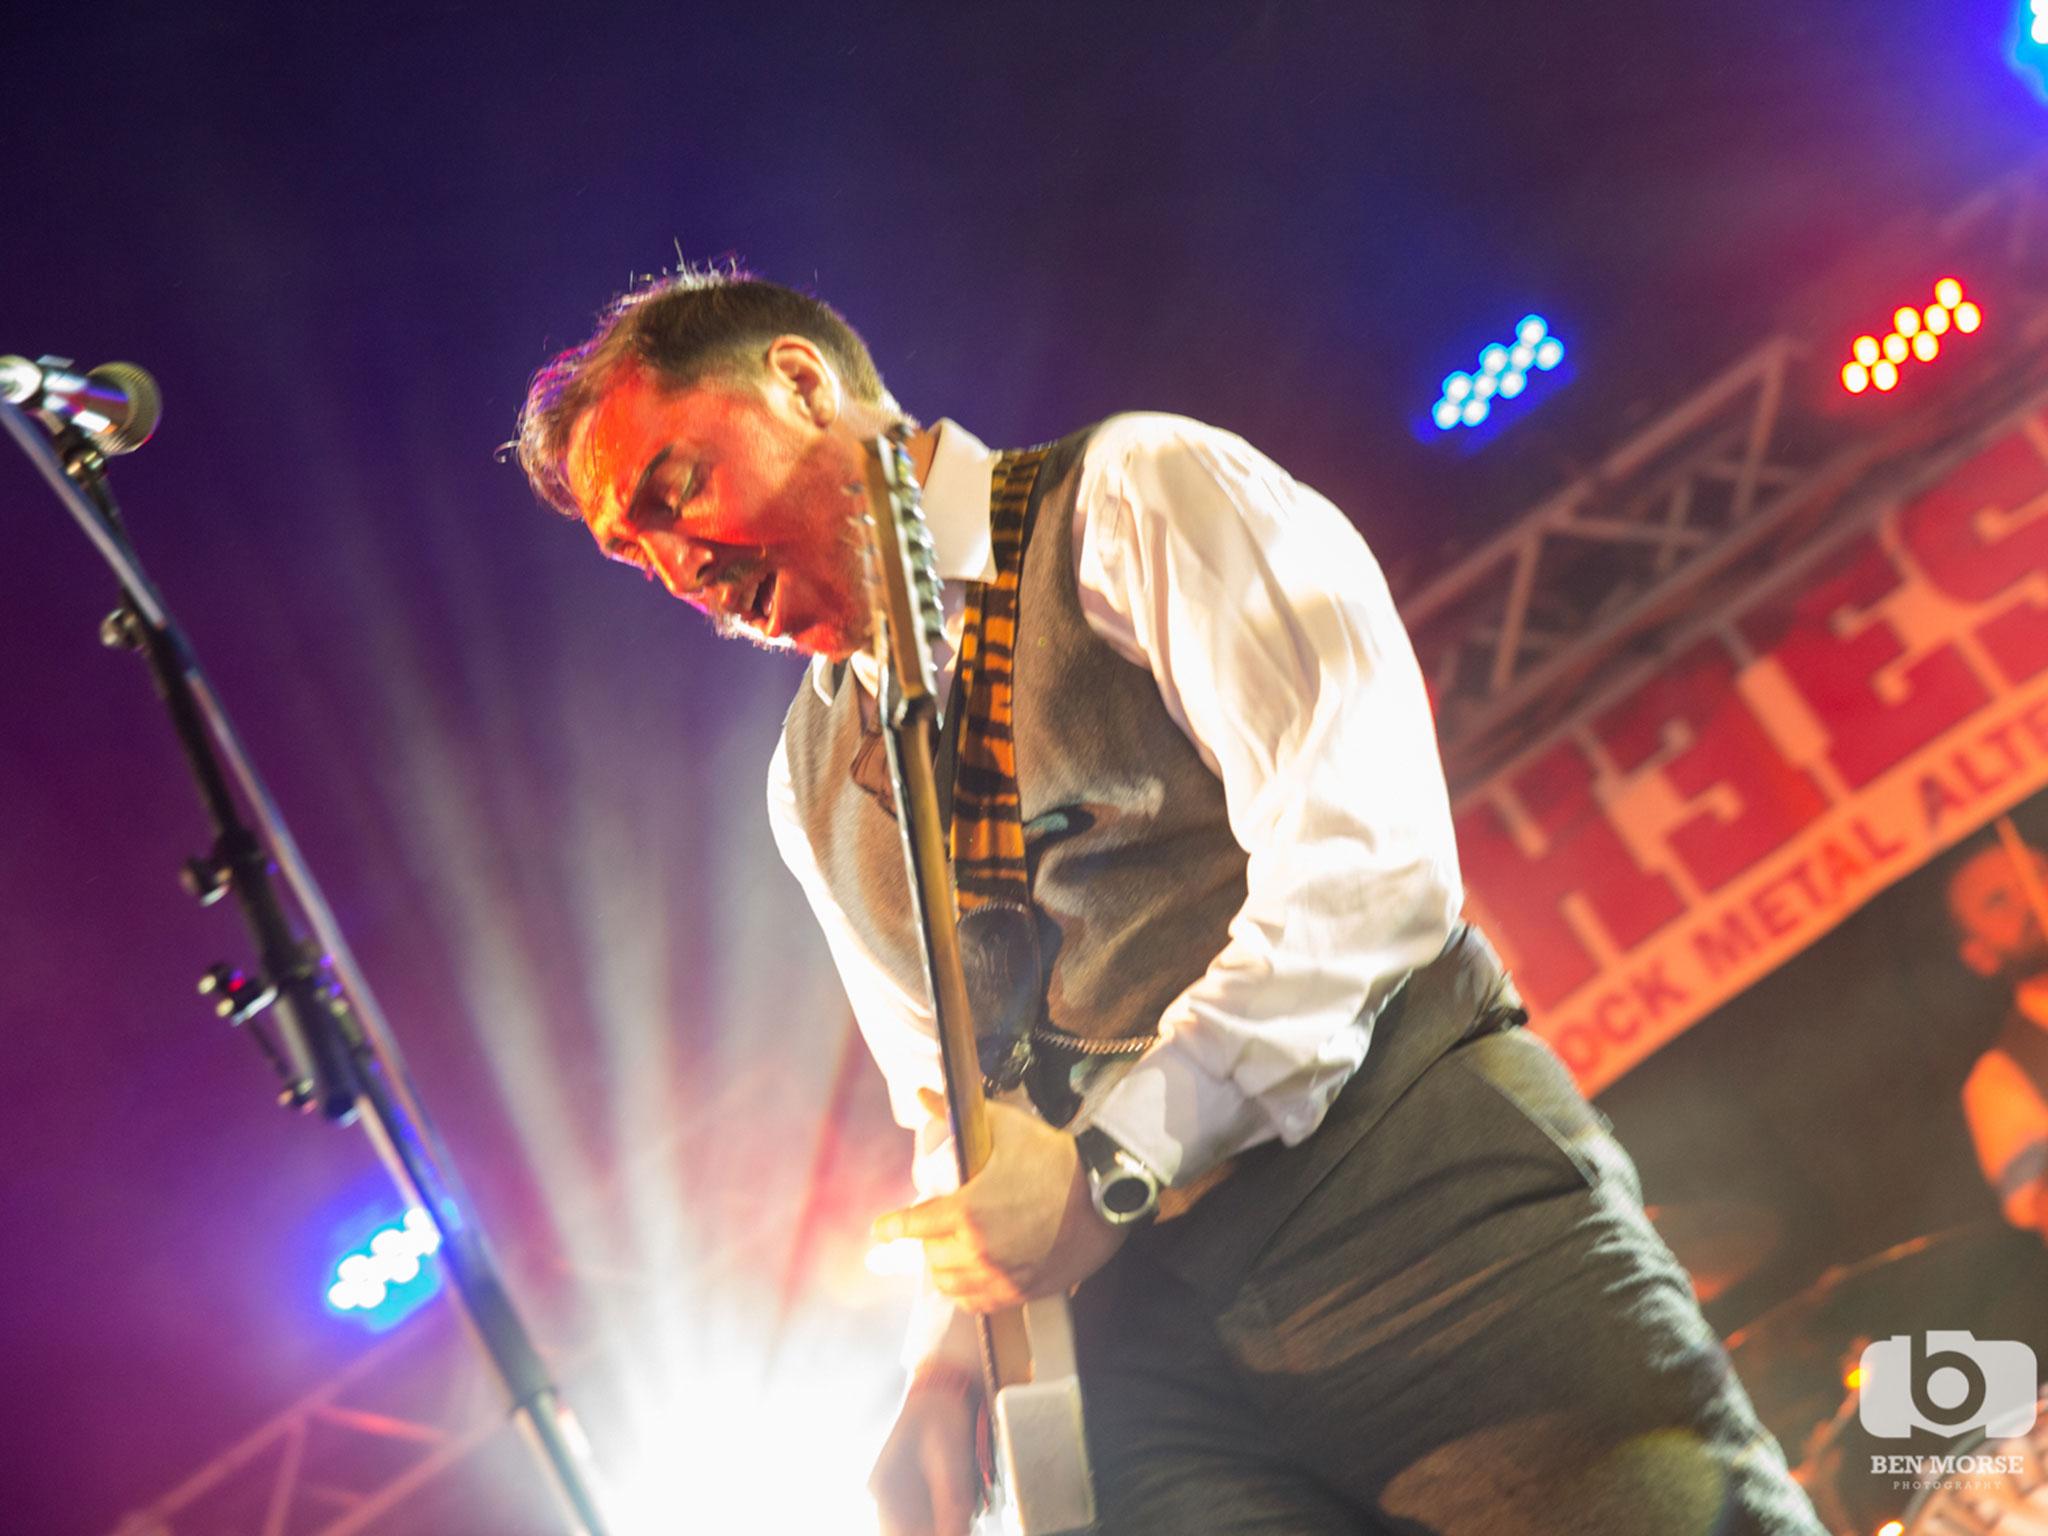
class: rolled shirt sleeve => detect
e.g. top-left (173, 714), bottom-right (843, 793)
top-left (1069, 415), bottom-right (1463, 1187)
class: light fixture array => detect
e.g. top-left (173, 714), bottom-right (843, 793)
top-left (1841, 278), bottom-right (1982, 395)
top-left (325, 1207), bottom-right (443, 1316)
top-left (1432, 315), bottom-right (1565, 431)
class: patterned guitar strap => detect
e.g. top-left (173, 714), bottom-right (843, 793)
top-left (950, 445), bottom-right (1155, 1123)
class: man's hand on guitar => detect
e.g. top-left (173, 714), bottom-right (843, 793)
top-left (874, 1088), bottom-right (1129, 1311)
top-left (870, 1363), bottom-right (981, 1536)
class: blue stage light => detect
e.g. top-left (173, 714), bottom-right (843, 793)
top-left (1427, 314), bottom-right (1567, 436)
top-left (2010, 0), bottom-right (2048, 100)
top-left (325, 1208), bottom-right (444, 1328)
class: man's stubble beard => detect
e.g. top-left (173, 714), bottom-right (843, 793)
top-left (723, 490), bottom-right (874, 659)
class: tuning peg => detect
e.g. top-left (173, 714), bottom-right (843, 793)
top-left (99, 607), bottom-right (145, 651)
top-left (181, 855), bottom-right (231, 906)
top-left (198, 963), bottom-right (276, 1025)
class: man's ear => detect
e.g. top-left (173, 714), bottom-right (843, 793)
top-left (763, 334), bottom-right (841, 427)
top-left (1961, 934), bottom-right (2002, 978)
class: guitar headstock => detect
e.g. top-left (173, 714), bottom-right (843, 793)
top-left (861, 434), bottom-right (948, 718)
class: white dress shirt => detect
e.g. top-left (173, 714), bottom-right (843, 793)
top-left (766, 414), bottom-right (1462, 1365)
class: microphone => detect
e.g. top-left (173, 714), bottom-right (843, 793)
top-left (0, 354), bottom-right (161, 454)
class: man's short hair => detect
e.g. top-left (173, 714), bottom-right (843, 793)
top-left (515, 265), bottom-right (892, 516)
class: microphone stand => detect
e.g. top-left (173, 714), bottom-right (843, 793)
top-left (0, 402), bottom-right (616, 1536)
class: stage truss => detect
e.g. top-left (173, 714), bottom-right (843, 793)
top-left (1408, 150), bottom-right (2048, 791)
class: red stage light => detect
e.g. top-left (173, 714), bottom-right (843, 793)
top-left (1838, 278), bottom-right (1981, 395)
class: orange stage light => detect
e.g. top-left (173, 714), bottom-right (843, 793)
top-left (1839, 279), bottom-right (1981, 395)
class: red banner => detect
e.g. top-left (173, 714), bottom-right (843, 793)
top-left (1458, 410), bottom-right (2048, 1092)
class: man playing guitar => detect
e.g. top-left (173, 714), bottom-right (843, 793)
top-left (515, 267), bottom-right (1825, 1535)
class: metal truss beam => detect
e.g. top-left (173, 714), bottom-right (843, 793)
top-left (1406, 151), bottom-right (2048, 791)
top-left (107, 1318), bottom-right (490, 1536)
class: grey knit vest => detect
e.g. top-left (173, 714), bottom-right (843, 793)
top-left (779, 422), bottom-right (1251, 1106)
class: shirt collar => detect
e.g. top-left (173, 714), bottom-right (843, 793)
top-left (918, 418), bottom-right (1000, 585)
top-left (808, 418), bottom-right (997, 701)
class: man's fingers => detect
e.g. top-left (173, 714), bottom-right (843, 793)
top-left (924, 1254), bottom-right (1003, 1285)
top-left (925, 1267), bottom-right (1021, 1311)
top-left (949, 1289), bottom-right (1013, 1315)
top-left (873, 1195), bottom-right (955, 1243)
top-left (917, 1086), bottom-right (946, 1117)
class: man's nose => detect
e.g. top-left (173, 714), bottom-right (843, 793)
top-left (644, 538), bottom-right (709, 598)
top-left (643, 534), bottom-right (745, 601)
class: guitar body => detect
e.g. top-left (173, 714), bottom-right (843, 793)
top-left (987, 1296), bottom-right (1093, 1535)
top-left (860, 437), bottom-right (1096, 1536)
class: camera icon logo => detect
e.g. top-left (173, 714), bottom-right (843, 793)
top-left (1857, 1332), bottom-right (2038, 1440)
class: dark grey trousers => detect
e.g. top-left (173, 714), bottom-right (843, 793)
top-left (1068, 1027), bottom-right (1828, 1534)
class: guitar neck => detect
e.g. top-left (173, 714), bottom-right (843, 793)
top-left (863, 439), bottom-right (1033, 1396)
top-left (885, 706), bottom-right (992, 1178)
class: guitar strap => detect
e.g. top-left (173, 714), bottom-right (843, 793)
top-left (948, 445), bottom-right (1158, 1122)
top-left (948, 446), bottom-right (1047, 905)
top-left (946, 445), bottom-right (1051, 1098)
